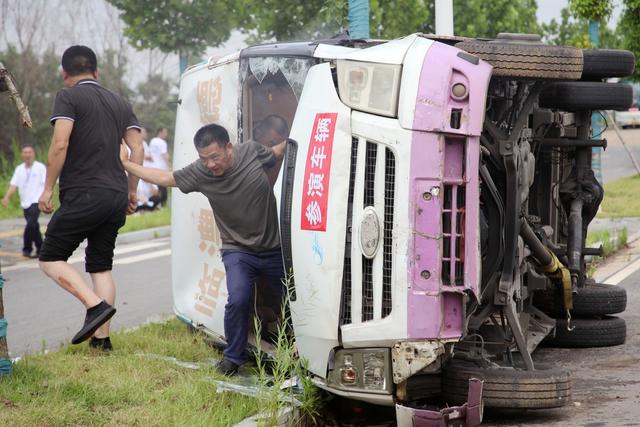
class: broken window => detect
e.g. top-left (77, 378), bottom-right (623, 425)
top-left (239, 57), bottom-right (316, 143)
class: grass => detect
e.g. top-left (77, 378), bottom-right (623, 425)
top-left (0, 318), bottom-right (260, 427)
top-left (599, 174), bottom-right (640, 218)
top-left (253, 280), bottom-right (322, 425)
top-left (119, 207), bottom-right (171, 234)
top-left (585, 227), bottom-right (628, 277)
top-left (586, 227), bottom-right (628, 257)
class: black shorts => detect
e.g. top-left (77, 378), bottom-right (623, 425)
top-left (39, 188), bottom-right (127, 273)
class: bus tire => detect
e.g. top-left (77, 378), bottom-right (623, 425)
top-left (534, 282), bottom-right (627, 316)
top-left (539, 81), bottom-right (633, 111)
top-left (582, 49), bottom-right (636, 79)
top-left (546, 316), bottom-right (626, 348)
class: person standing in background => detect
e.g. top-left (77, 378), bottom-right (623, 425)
top-left (148, 127), bottom-right (170, 206)
top-left (136, 127), bottom-right (159, 211)
top-left (1, 145), bottom-right (46, 258)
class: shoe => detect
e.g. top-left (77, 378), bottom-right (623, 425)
top-left (89, 337), bottom-right (113, 352)
top-left (22, 251), bottom-right (31, 258)
top-left (71, 301), bottom-right (116, 345)
top-left (215, 358), bottom-right (239, 376)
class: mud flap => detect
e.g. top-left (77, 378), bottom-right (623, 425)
top-left (396, 378), bottom-right (483, 427)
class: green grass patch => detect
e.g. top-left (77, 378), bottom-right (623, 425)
top-left (0, 318), bottom-right (260, 427)
top-left (585, 227), bottom-right (628, 277)
top-left (586, 227), bottom-right (628, 257)
top-left (119, 207), bottom-right (171, 234)
top-left (600, 174), bottom-right (640, 218)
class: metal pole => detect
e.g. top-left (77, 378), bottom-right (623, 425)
top-left (435, 0), bottom-right (454, 36)
top-left (0, 269), bottom-right (10, 377)
top-left (589, 20), bottom-right (604, 185)
top-left (348, 0), bottom-right (370, 39)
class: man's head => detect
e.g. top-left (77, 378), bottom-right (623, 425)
top-left (253, 115), bottom-right (289, 147)
top-left (61, 45), bottom-right (98, 87)
top-left (156, 127), bottom-right (168, 139)
top-left (194, 124), bottom-right (234, 176)
top-left (21, 145), bottom-right (36, 166)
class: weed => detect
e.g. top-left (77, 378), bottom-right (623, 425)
top-left (253, 273), bottom-right (322, 426)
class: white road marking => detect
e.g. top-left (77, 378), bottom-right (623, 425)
top-left (3, 240), bottom-right (170, 272)
top-left (603, 256), bottom-right (640, 285)
top-left (113, 248), bottom-right (171, 265)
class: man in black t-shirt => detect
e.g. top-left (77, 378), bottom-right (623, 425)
top-left (38, 46), bottom-right (144, 351)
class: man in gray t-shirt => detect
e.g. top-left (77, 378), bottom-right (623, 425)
top-left (121, 123), bottom-right (286, 375)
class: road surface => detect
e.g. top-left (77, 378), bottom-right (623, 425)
top-left (2, 237), bottom-right (173, 357)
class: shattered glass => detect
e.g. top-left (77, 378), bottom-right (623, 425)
top-left (243, 57), bottom-right (315, 101)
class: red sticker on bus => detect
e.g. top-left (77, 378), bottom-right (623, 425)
top-left (300, 112), bottom-right (338, 231)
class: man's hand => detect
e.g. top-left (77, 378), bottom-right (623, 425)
top-left (39, 189), bottom-right (54, 214)
top-left (1, 197), bottom-right (8, 208)
top-left (126, 191), bottom-right (137, 215)
top-left (272, 139), bottom-right (287, 162)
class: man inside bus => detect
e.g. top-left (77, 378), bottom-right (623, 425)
top-left (253, 114), bottom-right (289, 186)
top-left (120, 123), bottom-right (286, 376)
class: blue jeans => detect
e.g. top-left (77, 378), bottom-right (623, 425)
top-left (221, 248), bottom-right (285, 364)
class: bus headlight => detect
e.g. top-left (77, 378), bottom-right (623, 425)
top-left (328, 348), bottom-right (392, 393)
top-left (337, 60), bottom-right (402, 117)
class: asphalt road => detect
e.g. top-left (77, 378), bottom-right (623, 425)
top-left (2, 237), bottom-right (173, 357)
top-left (601, 127), bottom-right (640, 183)
top-left (482, 265), bottom-right (640, 427)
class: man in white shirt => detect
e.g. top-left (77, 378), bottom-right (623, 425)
top-left (1, 145), bottom-right (46, 258)
top-left (148, 127), bottom-right (170, 206)
top-left (136, 127), bottom-right (158, 210)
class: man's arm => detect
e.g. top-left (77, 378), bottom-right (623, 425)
top-left (123, 128), bottom-right (144, 214)
top-left (39, 119), bottom-right (73, 214)
top-left (1, 185), bottom-right (17, 208)
top-left (120, 143), bottom-right (176, 187)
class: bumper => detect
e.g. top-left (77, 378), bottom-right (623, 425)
top-left (396, 378), bottom-right (483, 427)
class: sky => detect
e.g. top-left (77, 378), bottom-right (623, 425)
top-left (0, 0), bottom-right (627, 86)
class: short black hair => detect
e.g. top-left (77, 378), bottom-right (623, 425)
top-left (254, 114), bottom-right (289, 141)
top-left (61, 45), bottom-right (97, 76)
top-left (194, 124), bottom-right (230, 149)
top-left (21, 144), bottom-right (35, 151)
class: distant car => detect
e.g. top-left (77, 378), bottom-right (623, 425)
top-left (612, 79), bottom-right (640, 128)
top-left (614, 106), bottom-right (640, 128)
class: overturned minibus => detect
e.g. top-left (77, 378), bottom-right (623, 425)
top-left (171, 33), bottom-right (633, 425)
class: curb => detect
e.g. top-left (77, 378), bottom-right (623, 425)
top-left (116, 226), bottom-right (171, 245)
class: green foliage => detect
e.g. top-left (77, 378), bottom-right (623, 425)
top-left (239, 1), bottom-right (348, 43)
top-left (133, 73), bottom-right (178, 139)
top-left (253, 276), bottom-right (322, 425)
top-left (542, 7), bottom-right (623, 48)
top-left (369, 0), bottom-right (433, 39)
top-left (620, 0), bottom-right (640, 81)
top-left (453, 0), bottom-right (541, 39)
top-left (244, 0), bottom-right (541, 42)
top-left (569, 0), bottom-right (613, 21)
top-left (0, 46), bottom-right (60, 159)
top-left (107, 0), bottom-right (237, 64)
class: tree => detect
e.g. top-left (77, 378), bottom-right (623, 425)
top-left (243, 0), bottom-right (541, 43)
top-left (453, 0), bottom-right (540, 39)
top-left (106, 0), bottom-right (237, 73)
top-left (133, 73), bottom-right (177, 143)
top-left (239, 1), bottom-right (348, 43)
top-left (620, 0), bottom-right (640, 81)
top-left (542, 7), bottom-right (623, 48)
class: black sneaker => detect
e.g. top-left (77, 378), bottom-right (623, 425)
top-left (215, 358), bottom-right (239, 376)
top-left (22, 251), bottom-right (31, 258)
top-left (89, 337), bottom-right (113, 352)
top-left (71, 301), bottom-right (116, 345)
